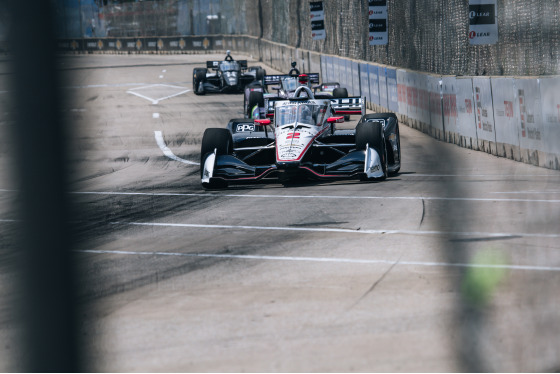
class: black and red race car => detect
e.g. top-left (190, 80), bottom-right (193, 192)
top-left (200, 85), bottom-right (401, 189)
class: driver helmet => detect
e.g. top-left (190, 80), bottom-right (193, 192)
top-left (298, 74), bottom-right (309, 86)
top-left (225, 50), bottom-right (233, 61)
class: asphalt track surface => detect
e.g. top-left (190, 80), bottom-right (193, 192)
top-left (1, 54), bottom-right (560, 371)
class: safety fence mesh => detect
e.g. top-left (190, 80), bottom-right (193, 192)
top-left (49, 0), bottom-right (560, 75)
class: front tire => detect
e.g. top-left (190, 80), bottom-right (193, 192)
top-left (193, 69), bottom-right (207, 96)
top-left (355, 121), bottom-right (387, 181)
top-left (200, 128), bottom-right (233, 189)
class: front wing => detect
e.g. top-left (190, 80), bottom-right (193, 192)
top-left (201, 146), bottom-right (384, 185)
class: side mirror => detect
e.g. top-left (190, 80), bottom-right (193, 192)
top-left (254, 119), bottom-right (271, 126)
top-left (327, 116), bottom-right (344, 123)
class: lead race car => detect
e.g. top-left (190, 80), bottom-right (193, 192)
top-left (200, 86), bottom-right (401, 189)
top-left (192, 51), bottom-right (265, 95)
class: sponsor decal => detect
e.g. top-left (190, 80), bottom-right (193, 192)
top-left (236, 124), bottom-right (255, 132)
top-left (369, 164), bottom-right (380, 173)
top-left (286, 132), bottom-right (301, 139)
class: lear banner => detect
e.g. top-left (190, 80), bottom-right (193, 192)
top-left (310, 1), bottom-right (326, 40)
top-left (369, 0), bottom-right (388, 46)
top-left (469, 0), bottom-right (498, 45)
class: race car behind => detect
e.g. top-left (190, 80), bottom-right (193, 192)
top-left (192, 51), bottom-right (266, 95)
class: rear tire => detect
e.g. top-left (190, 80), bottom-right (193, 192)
top-left (355, 121), bottom-right (387, 181)
top-left (333, 87), bottom-right (350, 120)
top-left (256, 68), bottom-right (266, 83)
top-left (200, 128), bottom-right (233, 189)
top-left (332, 87), bottom-right (348, 98)
top-left (247, 91), bottom-right (264, 118)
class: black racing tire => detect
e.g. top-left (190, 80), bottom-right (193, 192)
top-left (355, 121), bottom-right (387, 181)
top-left (332, 87), bottom-right (348, 98)
top-left (364, 113), bottom-right (400, 175)
top-left (193, 69), bottom-right (207, 95)
top-left (200, 128), bottom-right (233, 189)
top-left (333, 88), bottom-right (350, 120)
top-left (247, 91), bottom-right (264, 118)
top-left (256, 68), bottom-right (266, 82)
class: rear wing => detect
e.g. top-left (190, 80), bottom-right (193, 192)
top-left (264, 95), bottom-right (365, 119)
top-left (263, 73), bottom-right (320, 86)
top-left (206, 60), bottom-right (248, 69)
top-left (330, 96), bottom-right (365, 116)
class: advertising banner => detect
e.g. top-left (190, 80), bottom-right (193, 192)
top-left (369, 64), bottom-right (380, 105)
top-left (514, 78), bottom-right (544, 151)
top-left (397, 70), bottom-right (408, 117)
top-left (441, 77), bottom-right (459, 135)
top-left (472, 77), bottom-right (496, 143)
top-left (321, 56), bottom-right (329, 83)
top-left (490, 78), bottom-right (520, 148)
top-left (368, 0), bottom-right (388, 45)
top-left (360, 63), bottom-right (371, 103)
top-left (469, 0), bottom-right (498, 45)
top-left (352, 61), bottom-right (361, 97)
top-left (454, 77), bottom-right (478, 141)
top-left (379, 67), bottom-right (388, 109)
top-left (333, 57), bottom-right (341, 85)
top-left (310, 1), bottom-right (326, 40)
top-left (326, 56), bottom-right (334, 83)
top-left (538, 77), bottom-right (560, 154)
top-left (427, 75), bottom-right (443, 132)
top-left (386, 68), bottom-right (398, 112)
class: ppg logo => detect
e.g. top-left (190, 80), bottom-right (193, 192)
top-left (236, 124), bottom-right (255, 132)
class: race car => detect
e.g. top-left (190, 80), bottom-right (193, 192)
top-left (192, 51), bottom-right (266, 95)
top-left (200, 85), bottom-right (401, 189)
top-left (243, 64), bottom-right (362, 120)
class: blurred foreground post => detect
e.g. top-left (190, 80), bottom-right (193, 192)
top-left (8, 0), bottom-right (82, 371)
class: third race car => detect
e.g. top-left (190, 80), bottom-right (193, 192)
top-left (192, 51), bottom-right (266, 95)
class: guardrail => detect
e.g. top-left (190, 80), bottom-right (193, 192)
top-left (57, 35), bottom-right (560, 170)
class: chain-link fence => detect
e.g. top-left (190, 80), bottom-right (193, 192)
top-left (51, 0), bottom-right (560, 76)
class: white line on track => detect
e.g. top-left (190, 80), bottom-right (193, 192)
top-left (110, 220), bottom-right (560, 239)
top-left (127, 90), bottom-right (159, 105)
top-left (75, 249), bottom-right (560, 272)
top-left (70, 190), bottom-right (560, 204)
top-left (154, 131), bottom-right (199, 165)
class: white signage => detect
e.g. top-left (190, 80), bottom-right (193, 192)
top-left (310, 1), bottom-right (326, 40)
top-left (369, 0), bottom-right (388, 46)
top-left (469, 0), bottom-right (498, 45)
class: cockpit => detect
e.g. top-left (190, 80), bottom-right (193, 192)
top-left (219, 61), bottom-right (240, 72)
top-left (274, 103), bottom-right (328, 128)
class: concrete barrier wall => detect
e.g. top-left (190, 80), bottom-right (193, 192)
top-left (57, 35), bottom-right (560, 170)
